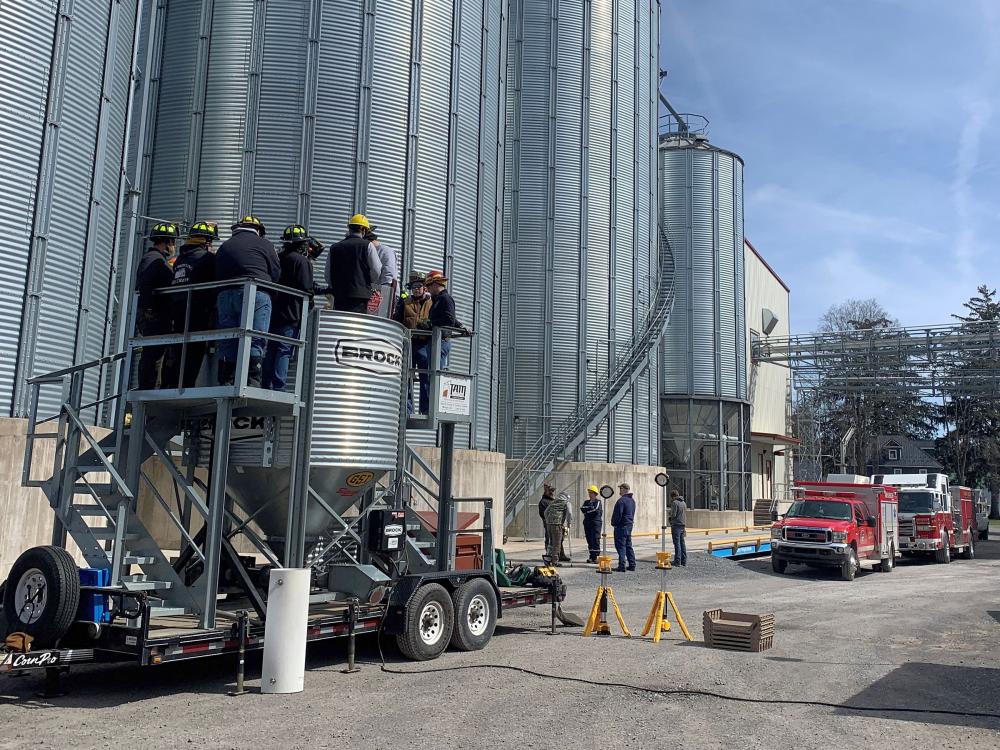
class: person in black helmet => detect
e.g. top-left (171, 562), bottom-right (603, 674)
top-left (167, 221), bottom-right (219, 388)
top-left (135, 222), bottom-right (178, 390)
top-left (214, 215), bottom-right (280, 387)
top-left (262, 225), bottom-right (314, 391)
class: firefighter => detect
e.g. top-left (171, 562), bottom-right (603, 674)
top-left (544, 491), bottom-right (572, 566)
top-left (395, 272), bottom-right (433, 414)
top-left (135, 222), bottom-right (178, 390)
top-left (581, 484), bottom-right (603, 563)
top-left (168, 221), bottom-right (218, 388)
top-left (214, 215), bottom-right (280, 387)
top-left (325, 214), bottom-right (382, 313)
top-left (262, 225), bottom-right (314, 391)
top-left (413, 269), bottom-right (456, 414)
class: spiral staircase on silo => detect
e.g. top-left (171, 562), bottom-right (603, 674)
top-left (503, 231), bottom-right (677, 529)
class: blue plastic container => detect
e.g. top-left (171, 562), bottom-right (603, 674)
top-left (77, 567), bottom-right (111, 623)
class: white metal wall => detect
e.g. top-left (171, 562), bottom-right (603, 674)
top-left (0, 0), bottom-right (141, 419)
top-left (659, 140), bottom-right (747, 401)
top-left (136, 0), bottom-right (506, 450)
top-left (499, 0), bottom-right (660, 464)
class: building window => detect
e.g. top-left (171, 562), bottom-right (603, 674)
top-left (893, 468), bottom-right (903, 475)
top-left (887, 448), bottom-right (900, 461)
top-left (661, 398), bottom-right (751, 511)
top-left (918, 469), bottom-right (927, 474)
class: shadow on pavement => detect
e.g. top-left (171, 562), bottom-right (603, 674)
top-left (838, 662), bottom-right (1000, 730)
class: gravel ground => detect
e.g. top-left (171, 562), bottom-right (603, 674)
top-left (1, 541), bottom-right (998, 749)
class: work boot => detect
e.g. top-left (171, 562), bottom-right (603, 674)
top-left (218, 360), bottom-right (235, 386)
top-left (248, 357), bottom-right (263, 388)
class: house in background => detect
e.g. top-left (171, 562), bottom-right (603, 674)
top-left (866, 435), bottom-right (944, 476)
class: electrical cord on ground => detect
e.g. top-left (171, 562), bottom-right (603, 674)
top-left (371, 615), bottom-right (1000, 721)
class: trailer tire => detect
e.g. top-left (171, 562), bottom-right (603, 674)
top-left (771, 556), bottom-right (787, 574)
top-left (934, 535), bottom-right (951, 564)
top-left (449, 578), bottom-right (497, 652)
top-left (880, 545), bottom-right (895, 573)
top-left (841, 547), bottom-right (858, 581)
top-left (962, 532), bottom-right (974, 560)
top-left (396, 583), bottom-right (454, 661)
top-left (2, 546), bottom-right (80, 646)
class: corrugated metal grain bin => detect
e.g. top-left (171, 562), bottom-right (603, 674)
top-left (499, 0), bottom-right (661, 464)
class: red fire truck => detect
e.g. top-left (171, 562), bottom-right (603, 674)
top-left (871, 473), bottom-right (975, 563)
top-left (770, 482), bottom-right (899, 581)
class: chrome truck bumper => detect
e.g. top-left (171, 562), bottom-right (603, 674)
top-left (899, 536), bottom-right (942, 552)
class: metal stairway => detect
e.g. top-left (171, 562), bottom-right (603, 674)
top-left (503, 232), bottom-right (677, 528)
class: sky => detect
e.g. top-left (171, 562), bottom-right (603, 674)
top-left (660, 0), bottom-right (1000, 333)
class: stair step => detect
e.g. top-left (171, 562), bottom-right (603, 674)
top-left (74, 505), bottom-right (121, 517)
top-left (90, 529), bottom-right (139, 541)
top-left (77, 465), bottom-right (113, 473)
top-left (121, 575), bottom-right (172, 591)
top-left (123, 555), bottom-right (157, 566)
top-left (72, 483), bottom-right (115, 496)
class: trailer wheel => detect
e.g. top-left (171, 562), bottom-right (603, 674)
top-left (934, 535), bottom-right (951, 564)
top-left (841, 547), bottom-right (858, 581)
top-left (396, 583), bottom-right (454, 661)
top-left (879, 545), bottom-right (894, 573)
top-left (962, 532), bottom-right (975, 560)
top-left (771, 556), bottom-right (787, 574)
top-left (2, 546), bottom-right (80, 646)
top-left (449, 578), bottom-right (497, 652)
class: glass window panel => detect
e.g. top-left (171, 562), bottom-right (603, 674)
top-left (662, 435), bottom-right (690, 469)
top-left (723, 402), bottom-right (741, 437)
top-left (727, 474), bottom-right (743, 510)
top-left (661, 400), bottom-right (689, 436)
top-left (668, 473), bottom-right (691, 505)
top-left (694, 441), bottom-right (719, 473)
top-left (691, 401), bottom-right (720, 439)
top-left (695, 473), bottom-right (722, 510)
top-left (725, 444), bottom-right (742, 472)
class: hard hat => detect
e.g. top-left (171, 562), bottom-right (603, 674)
top-left (148, 222), bottom-right (179, 242)
top-left (588, 485), bottom-right (599, 494)
top-left (348, 213), bottom-right (371, 230)
top-left (424, 269), bottom-right (448, 286)
top-left (282, 224), bottom-right (309, 243)
top-left (188, 221), bottom-right (219, 240)
top-left (232, 214), bottom-right (266, 236)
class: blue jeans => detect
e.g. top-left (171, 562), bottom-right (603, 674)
top-left (262, 322), bottom-right (298, 390)
top-left (613, 524), bottom-right (635, 570)
top-left (416, 338), bottom-right (451, 414)
top-left (217, 288), bottom-right (271, 360)
top-left (671, 524), bottom-right (687, 566)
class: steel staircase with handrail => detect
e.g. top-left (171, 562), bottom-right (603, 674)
top-left (503, 231), bottom-right (677, 528)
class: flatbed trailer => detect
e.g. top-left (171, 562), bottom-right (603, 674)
top-left (2, 580), bottom-right (558, 675)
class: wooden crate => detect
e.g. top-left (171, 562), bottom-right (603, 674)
top-left (703, 609), bottom-right (775, 652)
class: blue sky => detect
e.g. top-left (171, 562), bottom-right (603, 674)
top-left (661, 0), bottom-right (1000, 332)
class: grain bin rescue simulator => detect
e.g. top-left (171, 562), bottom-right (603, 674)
top-left (0, 281), bottom-right (577, 691)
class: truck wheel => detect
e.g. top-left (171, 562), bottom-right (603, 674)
top-left (934, 535), bottom-right (951, 564)
top-left (841, 548), bottom-right (858, 581)
top-left (396, 583), bottom-right (454, 661)
top-left (962, 532), bottom-right (975, 560)
top-left (771, 556), bottom-right (787, 574)
top-left (2, 546), bottom-right (80, 647)
top-left (449, 578), bottom-right (497, 651)
top-left (880, 545), bottom-right (895, 573)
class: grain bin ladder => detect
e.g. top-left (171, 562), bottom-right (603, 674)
top-left (503, 232), bottom-right (677, 528)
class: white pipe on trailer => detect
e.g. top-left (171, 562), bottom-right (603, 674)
top-left (261, 568), bottom-right (311, 694)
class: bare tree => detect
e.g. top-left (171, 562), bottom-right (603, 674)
top-left (818, 298), bottom-right (898, 334)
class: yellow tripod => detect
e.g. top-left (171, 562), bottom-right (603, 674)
top-left (641, 551), bottom-right (692, 642)
top-left (583, 556), bottom-right (631, 637)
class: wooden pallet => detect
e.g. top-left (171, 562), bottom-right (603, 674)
top-left (703, 609), bottom-right (775, 652)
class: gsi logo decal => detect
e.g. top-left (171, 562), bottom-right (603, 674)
top-left (333, 338), bottom-right (403, 376)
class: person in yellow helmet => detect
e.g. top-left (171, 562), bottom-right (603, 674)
top-left (581, 484), bottom-right (603, 563)
top-left (325, 213), bottom-right (382, 313)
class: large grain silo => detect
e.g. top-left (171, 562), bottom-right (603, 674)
top-left (499, 0), bottom-right (661, 464)
top-left (131, 0), bottom-right (508, 450)
top-left (658, 129), bottom-right (750, 511)
top-left (0, 0), bottom-right (144, 418)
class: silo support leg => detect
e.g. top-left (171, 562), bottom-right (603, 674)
top-left (201, 400), bottom-right (233, 629)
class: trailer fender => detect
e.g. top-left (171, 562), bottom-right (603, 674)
top-left (383, 571), bottom-right (500, 635)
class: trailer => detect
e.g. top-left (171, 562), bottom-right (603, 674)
top-left (1, 280), bottom-right (567, 686)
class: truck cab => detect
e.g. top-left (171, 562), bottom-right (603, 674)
top-left (872, 473), bottom-right (974, 563)
top-left (770, 482), bottom-right (899, 581)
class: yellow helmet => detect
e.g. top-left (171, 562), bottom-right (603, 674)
top-left (348, 213), bottom-right (371, 230)
top-left (588, 485), bottom-right (599, 494)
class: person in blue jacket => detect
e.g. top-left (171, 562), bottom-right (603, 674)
top-left (610, 482), bottom-right (636, 572)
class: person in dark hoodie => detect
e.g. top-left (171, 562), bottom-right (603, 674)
top-left (262, 225), bottom-right (314, 391)
top-left (414, 269), bottom-right (457, 414)
top-left (134, 222), bottom-right (178, 390)
top-left (214, 215), bottom-right (280, 387)
top-left (581, 484), bottom-right (603, 564)
top-left (167, 221), bottom-right (218, 388)
top-left (611, 482), bottom-right (637, 572)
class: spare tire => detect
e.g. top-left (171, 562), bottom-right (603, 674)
top-left (2, 546), bottom-right (80, 646)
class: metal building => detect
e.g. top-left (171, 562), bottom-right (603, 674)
top-left (499, 0), bottom-right (661, 464)
top-left (127, 0), bottom-right (508, 450)
top-left (659, 127), bottom-right (750, 510)
top-left (0, 0), bottom-right (144, 418)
